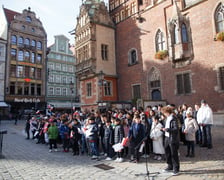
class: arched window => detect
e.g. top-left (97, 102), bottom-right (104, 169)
top-left (31, 40), bottom-right (36, 47)
top-left (18, 51), bottom-right (24, 61)
top-left (215, 3), bottom-right (224, 32)
top-left (31, 52), bottom-right (35, 63)
top-left (11, 35), bottom-right (17, 44)
top-left (128, 49), bottom-right (138, 65)
top-left (25, 38), bottom-right (30, 46)
top-left (174, 24), bottom-right (179, 44)
top-left (181, 23), bottom-right (188, 43)
top-left (155, 29), bottom-right (166, 52)
top-left (25, 51), bottom-right (30, 61)
top-left (26, 16), bottom-right (32, 23)
top-left (18, 37), bottom-right (23, 45)
top-left (37, 41), bottom-right (42, 50)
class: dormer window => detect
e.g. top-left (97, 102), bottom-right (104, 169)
top-left (26, 16), bottom-right (32, 23)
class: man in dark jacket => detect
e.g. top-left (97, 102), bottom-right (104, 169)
top-left (161, 106), bottom-right (180, 176)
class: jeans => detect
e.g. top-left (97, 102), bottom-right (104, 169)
top-left (201, 124), bottom-right (212, 148)
top-left (89, 141), bottom-right (99, 156)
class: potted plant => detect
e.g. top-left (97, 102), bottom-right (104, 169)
top-left (155, 50), bottom-right (168, 60)
top-left (216, 32), bottom-right (224, 41)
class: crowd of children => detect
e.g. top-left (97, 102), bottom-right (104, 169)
top-left (24, 100), bottom-right (213, 169)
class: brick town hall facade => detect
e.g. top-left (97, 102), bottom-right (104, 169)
top-left (74, 0), bottom-right (224, 112)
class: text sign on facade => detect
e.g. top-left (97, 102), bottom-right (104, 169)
top-left (14, 98), bottom-right (41, 103)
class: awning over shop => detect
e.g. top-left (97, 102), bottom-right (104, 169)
top-left (0, 102), bottom-right (8, 107)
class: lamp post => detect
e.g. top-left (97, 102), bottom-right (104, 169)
top-left (69, 81), bottom-right (74, 114)
top-left (98, 70), bottom-right (107, 108)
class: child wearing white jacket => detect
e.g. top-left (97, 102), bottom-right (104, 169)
top-left (150, 115), bottom-right (165, 161)
top-left (184, 109), bottom-right (198, 157)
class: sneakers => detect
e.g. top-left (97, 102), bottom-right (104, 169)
top-left (157, 156), bottom-right (162, 161)
top-left (91, 155), bottom-right (98, 160)
top-left (54, 149), bottom-right (58, 152)
top-left (115, 157), bottom-right (123, 163)
top-left (114, 157), bottom-right (119, 162)
top-left (153, 155), bottom-right (158, 160)
top-left (117, 158), bottom-right (124, 163)
top-left (141, 154), bottom-right (149, 158)
top-left (172, 170), bottom-right (179, 176)
top-left (105, 157), bottom-right (112, 161)
top-left (162, 167), bottom-right (173, 172)
top-left (49, 149), bottom-right (52, 153)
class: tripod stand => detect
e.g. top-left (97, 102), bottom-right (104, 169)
top-left (134, 136), bottom-right (160, 180)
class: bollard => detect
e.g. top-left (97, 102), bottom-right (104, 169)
top-left (0, 130), bottom-right (7, 158)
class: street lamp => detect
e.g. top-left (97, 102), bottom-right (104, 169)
top-left (69, 81), bottom-right (74, 114)
top-left (98, 70), bottom-right (107, 103)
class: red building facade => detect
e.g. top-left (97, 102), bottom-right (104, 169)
top-left (109, 0), bottom-right (224, 111)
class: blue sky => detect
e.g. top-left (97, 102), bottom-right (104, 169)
top-left (2, 0), bottom-right (109, 46)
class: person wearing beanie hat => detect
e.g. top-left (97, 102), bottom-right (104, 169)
top-left (183, 108), bottom-right (198, 157)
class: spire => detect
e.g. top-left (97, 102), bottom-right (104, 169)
top-left (172, 0), bottom-right (181, 18)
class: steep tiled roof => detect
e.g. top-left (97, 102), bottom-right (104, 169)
top-left (3, 8), bottom-right (20, 24)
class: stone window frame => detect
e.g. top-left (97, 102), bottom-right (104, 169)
top-left (101, 44), bottom-right (108, 61)
top-left (86, 82), bottom-right (92, 97)
top-left (104, 80), bottom-right (113, 96)
top-left (214, 63), bottom-right (224, 93)
top-left (48, 87), bottom-right (54, 96)
top-left (155, 29), bottom-right (166, 52)
top-left (132, 83), bottom-right (141, 100)
top-left (148, 67), bottom-right (162, 100)
top-left (214, 2), bottom-right (224, 33)
top-left (11, 35), bottom-right (17, 45)
top-left (181, 23), bottom-right (188, 43)
top-left (128, 48), bottom-right (138, 66)
top-left (175, 70), bottom-right (192, 95)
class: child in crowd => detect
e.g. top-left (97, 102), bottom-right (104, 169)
top-left (128, 114), bottom-right (145, 163)
top-left (183, 109), bottom-right (198, 157)
top-left (85, 116), bottom-right (99, 160)
top-left (114, 118), bottom-right (124, 163)
top-left (69, 119), bottom-right (81, 156)
top-left (150, 115), bottom-right (165, 161)
top-left (47, 119), bottom-right (58, 152)
top-left (104, 120), bottom-right (114, 160)
top-left (60, 120), bottom-right (70, 152)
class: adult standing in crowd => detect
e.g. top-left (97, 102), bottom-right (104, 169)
top-left (197, 100), bottom-right (213, 149)
top-left (161, 106), bottom-right (180, 176)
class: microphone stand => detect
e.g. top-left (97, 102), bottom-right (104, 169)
top-left (134, 133), bottom-right (160, 180)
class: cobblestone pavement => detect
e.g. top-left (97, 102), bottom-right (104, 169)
top-left (0, 120), bottom-right (223, 180)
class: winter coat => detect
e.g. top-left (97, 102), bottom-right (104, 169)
top-left (114, 124), bottom-right (124, 144)
top-left (164, 115), bottom-right (179, 144)
top-left (150, 122), bottom-right (165, 154)
top-left (85, 122), bottom-right (98, 141)
top-left (48, 125), bottom-right (58, 140)
top-left (129, 123), bottom-right (145, 144)
top-left (104, 125), bottom-right (114, 147)
top-left (197, 105), bottom-right (213, 125)
top-left (184, 118), bottom-right (198, 141)
top-left (59, 124), bottom-right (70, 139)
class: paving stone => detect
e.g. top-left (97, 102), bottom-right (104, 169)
top-left (0, 120), bottom-right (223, 180)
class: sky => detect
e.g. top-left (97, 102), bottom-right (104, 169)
top-left (1, 0), bottom-right (109, 46)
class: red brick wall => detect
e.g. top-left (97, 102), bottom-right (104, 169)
top-left (112, 0), bottom-right (224, 111)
